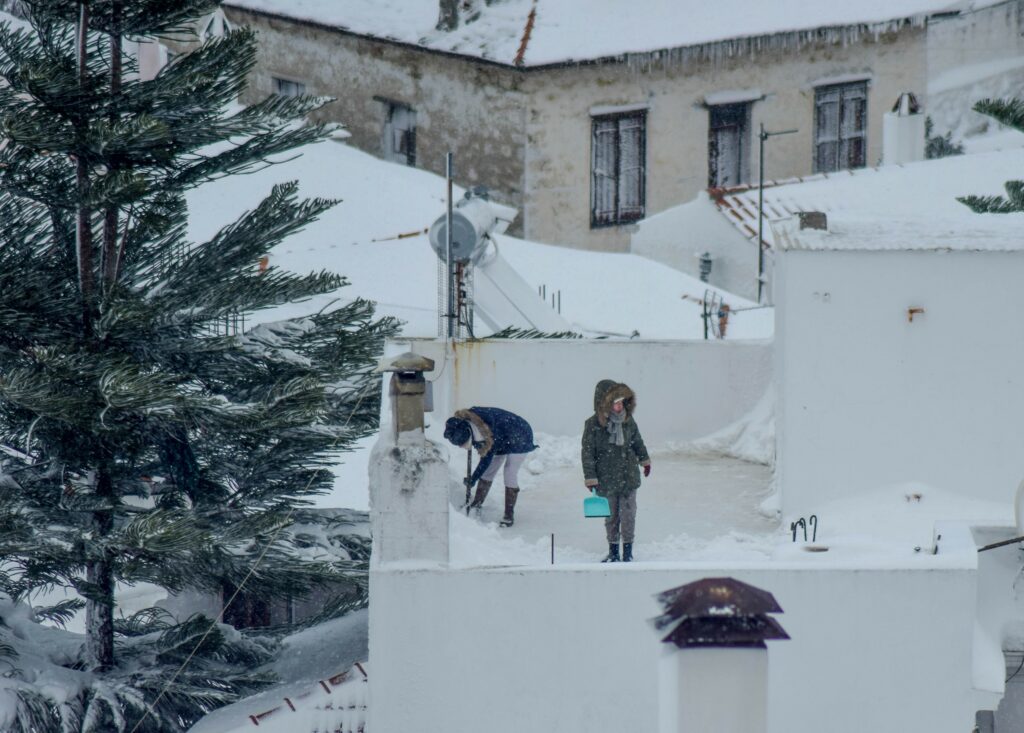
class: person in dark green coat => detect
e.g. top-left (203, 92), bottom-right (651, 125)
top-left (582, 379), bottom-right (651, 562)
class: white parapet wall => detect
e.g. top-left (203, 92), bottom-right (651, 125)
top-left (386, 337), bottom-right (773, 446)
top-left (368, 559), bottom-right (977, 733)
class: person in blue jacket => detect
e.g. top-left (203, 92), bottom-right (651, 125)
top-left (443, 407), bottom-right (537, 527)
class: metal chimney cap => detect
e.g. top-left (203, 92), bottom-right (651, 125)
top-left (653, 577), bottom-right (783, 623)
top-left (651, 577), bottom-right (789, 649)
top-left (660, 615), bottom-right (790, 649)
top-left (375, 352), bottom-right (435, 374)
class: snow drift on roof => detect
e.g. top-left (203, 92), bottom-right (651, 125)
top-left (224, 0), bottom-right (972, 67)
top-left (705, 147), bottom-right (1024, 249)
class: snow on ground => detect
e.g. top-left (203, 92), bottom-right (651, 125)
top-left (441, 389), bottom-right (1013, 568)
top-left (443, 406), bottom-right (782, 565)
top-left (446, 439), bottom-right (1012, 568)
top-left (448, 441), bottom-right (778, 565)
top-left (772, 481), bottom-right (1013, 561)
top-left (225, 0), bottom-right (973, 67)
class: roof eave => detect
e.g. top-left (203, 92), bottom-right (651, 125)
top-left (222, 4), bottom-right (941, 72)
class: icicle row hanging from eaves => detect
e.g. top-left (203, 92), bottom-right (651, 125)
top-left (621, 17), bottom-right (927, 73)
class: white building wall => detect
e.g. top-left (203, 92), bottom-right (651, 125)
top-left (389, 338), bottom-right (772, 445)
top-left (368, 563), bottom-right (976, 733)
top-left (775, 249), bottom-right (1024, 516)
top-left (631, 193), bottom-right (759, 300)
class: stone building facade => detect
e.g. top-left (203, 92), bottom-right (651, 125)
top-left (222, 4), bottom-right (930, 252)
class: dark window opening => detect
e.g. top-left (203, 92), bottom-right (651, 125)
top-left (814, 82), bottom-right (867, 173)
top-left (708, 102), bottom-right (750, 188)
top-left (383, 102), bottom-right (417, 167)
top-left (591, 111), bottom-right (646, 227)
top-left (273, 77), bottom-right (306, 98)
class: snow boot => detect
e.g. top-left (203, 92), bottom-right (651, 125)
top-left (467, 479), bottom-right (492, 510)
top-left (499, 487), bottom-right (519, 527)
top-left (622, 542), bottom-right (633, 562)
top-left (601, 543), bottom-right (620, 563)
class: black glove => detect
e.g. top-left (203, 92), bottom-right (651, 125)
top-left (463, 476), bottom-right (475, 489)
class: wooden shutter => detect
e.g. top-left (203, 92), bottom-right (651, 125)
top-left (591, 117), bottom-right (619, 225)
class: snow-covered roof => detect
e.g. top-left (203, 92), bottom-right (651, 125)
top-left (186, 608), bottom-right (370, 733)
top-left (708, 147), bottom-right (1024, 251)
top-left (222, 0), bottom-right (991, 67)
top-left (773, 212), bottom-right (1024, 251)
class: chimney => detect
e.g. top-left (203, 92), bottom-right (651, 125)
top-left (797, 211), bottom-right (827, 231)
top-left (882, 92), bottom-right (925, 166)
top-left (651, 578), bottom-right (789, 733)
top-left (369, 352), bottom-right (449, 565)
top-left (376, 352), bottom-right (434, 443)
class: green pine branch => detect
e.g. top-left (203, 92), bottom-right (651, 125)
top-left (960, 98), bottom-right (1024, 213)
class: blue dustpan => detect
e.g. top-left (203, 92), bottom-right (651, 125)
top-left (584, 489), bottom-right (610, 518)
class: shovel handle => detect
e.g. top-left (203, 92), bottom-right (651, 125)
top-left (465, 449), bottom-right (472, 513)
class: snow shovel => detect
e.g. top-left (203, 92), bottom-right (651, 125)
top-left (584, 489), bottom-right (610, 518)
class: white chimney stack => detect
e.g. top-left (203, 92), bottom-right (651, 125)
top-left (652, 578), bottom-right (789, 733)
top-left (882, 92), bottom-right (926, 166)
top-left (368, 352), bottom-right (450, 565)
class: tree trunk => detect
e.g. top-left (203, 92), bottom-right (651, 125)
top-left (102, 1), bottom-right (122, 290)
top-left (85, 560), bottom-right (114, 671)
top-left (86, 464), bottom-right (115, 671)
top-left (75, 2), bottom-right (94, 332)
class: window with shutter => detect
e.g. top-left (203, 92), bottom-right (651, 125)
top-left (814, 82), bottom-right (867, 173)
top-left (272, 77), bottom-right (306, 98)
top-left (383, 102), bottom-right (417, 167)
top-left (590, 111), bottom-right (646, 227)
top-left (708, 103), bottom-right (750, 188)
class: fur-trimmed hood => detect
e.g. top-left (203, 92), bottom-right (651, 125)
top-left (593, 379), bottom-right (636, 427)
top-left (453, 409), bottom-right (494, 456)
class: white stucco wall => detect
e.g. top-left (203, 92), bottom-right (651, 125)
top-left (774, 249), bottom-right (1024, 516)
top-left (631, 192), bottom-right (758, 300)
top-left (367, 562), bottom-right (977, 733)
top-left (389, 337), bottom-right (773, 445)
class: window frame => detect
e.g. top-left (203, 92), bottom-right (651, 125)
top-left (813, 81), bottom-right (868, 173)
top-left (707, 102), bottom-right (751, 188)
top-left (272, 76), bottom-right (307, 98)
top-left (382, 100), bottom-right (418, 167)
top-left (590, 109), bottom-right (647, 229)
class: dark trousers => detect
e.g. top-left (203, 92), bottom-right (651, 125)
top-left (604, 489), bottom-right (637, 544)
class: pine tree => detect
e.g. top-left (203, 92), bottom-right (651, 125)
top-left (958, 98), bottom-right (1024, 212)
top-left (0, 2), bottom-right (396, 730)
